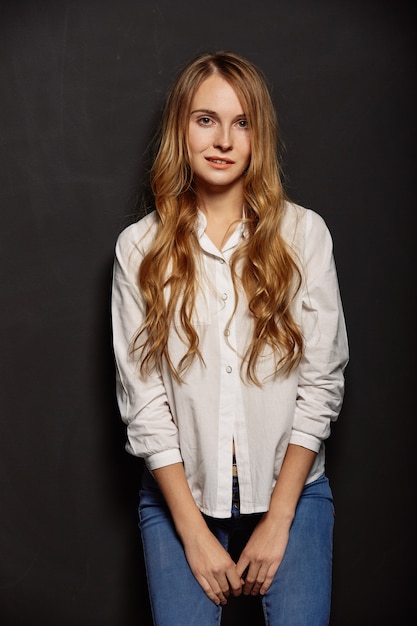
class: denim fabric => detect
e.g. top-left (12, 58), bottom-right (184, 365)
top-left (138, 469), bottom-right (334, 626)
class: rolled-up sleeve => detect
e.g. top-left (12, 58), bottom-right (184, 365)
top-left (111, 222), bottom-right (182, 470)
top-left (289, 210), bottom-right (349, 452)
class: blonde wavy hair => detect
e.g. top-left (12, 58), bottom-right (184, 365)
top-left (135, 51), bottom-right (303, 385)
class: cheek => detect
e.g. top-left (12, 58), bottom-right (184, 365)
top-left (188, 127), bottom-right (207, 155)
top-left (239, 131), bottom-right (251, 153)
top-left (186, 126), bottom-right (196, 156)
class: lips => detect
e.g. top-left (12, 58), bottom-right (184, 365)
top-left (205, 157), bottom-right (234, 165)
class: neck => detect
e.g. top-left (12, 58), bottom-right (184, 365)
top-left (196, 189), bottom-right (244, 251)
top-left (196, 184), bottom-right (244, 221)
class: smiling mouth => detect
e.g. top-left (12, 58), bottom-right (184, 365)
top-left (206, 157), bottom-right (234, 165)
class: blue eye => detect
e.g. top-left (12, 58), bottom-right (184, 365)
top-left (237, 119), bottom-right (248, 128)
top-left (199, 117), bottom-right (212, 125)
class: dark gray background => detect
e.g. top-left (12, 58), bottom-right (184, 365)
top-left (1, 1), bottom-right (415, 624)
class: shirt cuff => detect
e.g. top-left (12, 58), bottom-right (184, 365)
top-left (288, 430), bottom-right (322, 453)
top-left (145, 448), bottom-right (183, 471)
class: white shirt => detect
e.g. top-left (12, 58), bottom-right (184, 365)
top-left (111, 201), bottom-right (348, 518)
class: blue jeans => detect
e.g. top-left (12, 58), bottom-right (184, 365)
top-left (139, 469), bottom-right (334, 626)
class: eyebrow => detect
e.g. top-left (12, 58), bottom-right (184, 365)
top-left (190, 109), bottom-right (217, 115)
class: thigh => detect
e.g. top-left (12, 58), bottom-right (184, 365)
top-left (262, 474), bottom-right (335, 626)
top-left (138, 469), bottom-right (221, 626)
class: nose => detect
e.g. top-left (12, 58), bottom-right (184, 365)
top-left (214, 126), bottom-right (232, 151)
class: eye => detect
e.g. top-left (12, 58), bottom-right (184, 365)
top-left (236, 119), bottom-right (249, 129)
top-left (198, 117), bottom-right (213, 126)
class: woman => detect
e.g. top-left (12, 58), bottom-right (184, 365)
top-left (111, 51), bottom-right (348, 626)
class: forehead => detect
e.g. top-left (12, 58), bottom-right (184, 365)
top-left (191, 74), bottom-right (244, 112)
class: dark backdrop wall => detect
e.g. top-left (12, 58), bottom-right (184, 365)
top-left (1, 1), bottom-right (415, 624)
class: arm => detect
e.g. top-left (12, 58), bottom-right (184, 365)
top-left (236, 443), bottom-right (316, 596)
top-left (112, 223), bottom-right (242, 604)
top-left (112, 222), bottom-right (182, 467)
top-left (153, 463), bottom-right (243, 605)
top-left (237, 209), bottom-right (348, 596)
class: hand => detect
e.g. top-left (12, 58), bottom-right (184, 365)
top-left (182, 526), bottom-right (244, 605)
top-left (151, 463), bottom-right (244, 606)
top-left (235, 513), bottom-right (290, 596)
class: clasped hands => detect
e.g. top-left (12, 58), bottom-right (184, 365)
top-left (183, 513), bottom-right (290, 606)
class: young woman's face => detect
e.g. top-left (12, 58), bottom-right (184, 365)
top-left (187, 74), bottom-right (251, 194)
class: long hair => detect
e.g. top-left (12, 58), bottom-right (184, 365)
top-left (134, 51), bottom-right (303, 384)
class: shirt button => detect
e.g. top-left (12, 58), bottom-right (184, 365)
top-left (224, 328), bottom-right (230, 337)
top-left (222, 293), bottom-right (228, 300)
top-left (225, 365), bottom-right (232, 373)
top-left (219, 258), bottom-right (225, 264)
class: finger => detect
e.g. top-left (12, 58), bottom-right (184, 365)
top-left (259, 565), bottom-right (278, 596)
top-left (235, 556), bottom-right (249, 581)
top-left (198, 576), bottom-right (225, 606)
top-left (226, 571), bottom-right (244, 597)
top-left (249, 562), bottom-right (271, 595)
top-left (241, 564), bottom-right (262, 596)
top-left (250, 576), bottom-right (266, 596)
top-left (244, 561), bottom-right (275, 596)
top-left (208, 574), bottom-right (231, 605)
